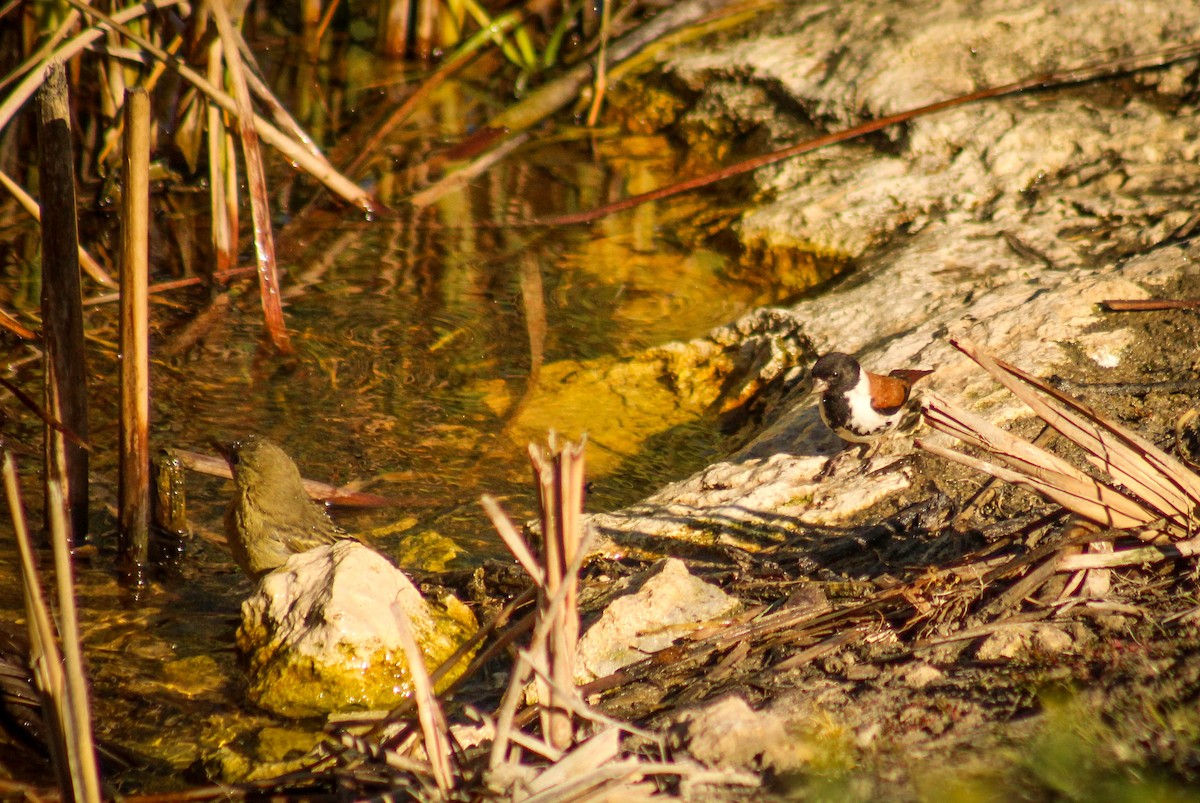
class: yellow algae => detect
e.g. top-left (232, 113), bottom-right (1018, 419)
top-left (239, 592), bottom-right (477, 719)
top-left (504, 355), bottom-right (711, 477)
top-left (394, 529), bottom-right (466, 572)
top-left (160, 655), bottom-right (225, 696)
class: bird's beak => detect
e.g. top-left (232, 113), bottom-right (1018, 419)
top-left (210, 438), bottom-right (236, 465)
top-left (811, 378), bottom-right (829, 395)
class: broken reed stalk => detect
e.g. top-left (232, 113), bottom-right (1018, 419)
top-left (3, 453), bottom-right (102, 803)
top-left (37, 61), bottom-right (90, 545)
top-left (483, 435), bottom-right (592, 771)
top-left (530, 435), bottom-right (585, 752)
top-left (485, 520), bottom-right (594, 771)
top-left (209, 0), bottom-right (293, 354)
top-left (118, 87), bottom-right (152, 589)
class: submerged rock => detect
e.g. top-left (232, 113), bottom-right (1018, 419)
top-left (237, 540), bottom-right (476, 718)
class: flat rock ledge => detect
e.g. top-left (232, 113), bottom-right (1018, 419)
top-left (238, 540), bottom-right (477, 718)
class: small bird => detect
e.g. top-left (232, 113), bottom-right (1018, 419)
top-left (811, 352), bottom-right (932, 461)
top-left (222, 437), bottom-right (359, 581)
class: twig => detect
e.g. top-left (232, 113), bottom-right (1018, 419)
top-left (1101, 299), bottom-right (1200, 312)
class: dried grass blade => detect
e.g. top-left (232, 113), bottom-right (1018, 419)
top-left (922, 395), bottom-right (1156, 526)
top-left (481, 494), bottom-right (543, 583)
top-left (923, 393), bottom-right (1093, 481)
top-left (953, 338), bottom-right (1200, 520)
top-left (393, 606), bottom-right (454, 796)
top-left (917, 439), bottom-right (1153, 530)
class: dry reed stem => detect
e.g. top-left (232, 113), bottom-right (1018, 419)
top-left (3, 453), bottom-right (71, 791)
top-left (46, 482), bottom-right (102, 802)
top-left (62, 0), bottom-right (378, 214)
top-left (922, 337), bottom-right (1200, 538)
top-left (920, 338), bottom-right (1200, 584)
top-left (206, 37), bottom-right (237, 274)
top-left (118, 87), bottom-right (152, 584)
top-left (38, 61), bottom-right (90, 545)
top-left (3, 455), bottom-right (101, 802)
top-left (529, 436), bottom-right (585, 753)
top-left (952, 338), bottom-right (1200, 519)
top-left (918, 408), bottom-right (1155, 530)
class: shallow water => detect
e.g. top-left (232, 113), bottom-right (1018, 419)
top-left (0, 40), bottom-right (825, 784)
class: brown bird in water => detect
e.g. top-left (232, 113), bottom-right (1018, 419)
top-left (222, 437), bottom-right (359, 581)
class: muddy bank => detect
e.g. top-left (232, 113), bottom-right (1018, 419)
top-left (567, 0), bottom-right (1200, 795)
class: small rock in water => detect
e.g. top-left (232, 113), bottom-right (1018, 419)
top-left (238, 539), bottom-right (476, 717)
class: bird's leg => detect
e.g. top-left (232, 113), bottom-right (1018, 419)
top-left (853, 440), bottom-right (881, 473)
top-left (817, 443), bottom-right (868, 480)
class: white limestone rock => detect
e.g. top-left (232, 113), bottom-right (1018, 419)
top-left (577, 558), bottom-right (739, 683)
top-left (238, 540), bottom-right (476, 717)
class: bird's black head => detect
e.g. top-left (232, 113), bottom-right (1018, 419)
top-left (811, 352), bottom-right (861, 393)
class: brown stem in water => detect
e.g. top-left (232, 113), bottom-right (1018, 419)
top-left (210, 0), bottom-right (293, 354)
top-left (119, 87), bottom-right (152, 590)
top-left (37, 61), bottom-right (89, 546)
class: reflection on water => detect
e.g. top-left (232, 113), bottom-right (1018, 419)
top-left (0, 40), bottom-right (827, 785)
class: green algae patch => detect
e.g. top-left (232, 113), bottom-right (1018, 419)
top-left (160, 654), bottom-right (225, 696)
top-left (204, 724), bottom-right (329, 782)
